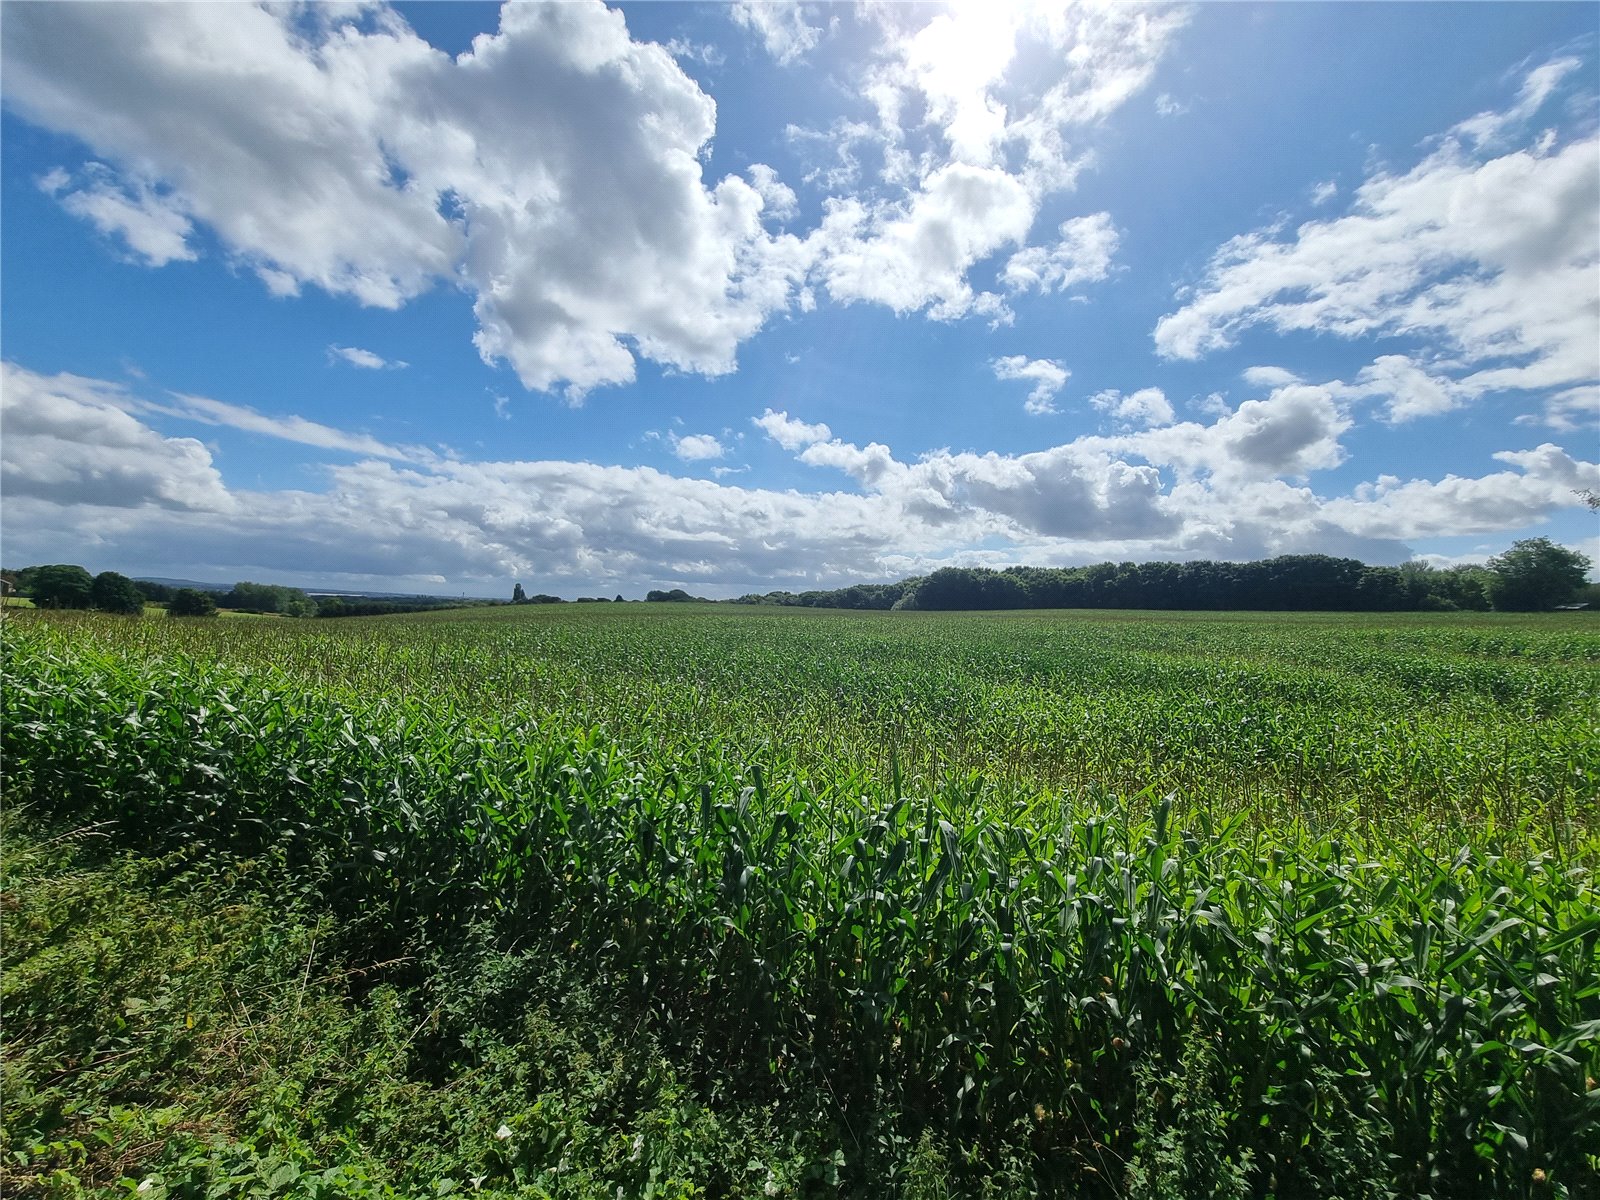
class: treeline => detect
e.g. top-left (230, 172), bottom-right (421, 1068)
top-left (732, 545), bottom-right (1593, 613)
top-left (3, 565), bottom-right (148, 614)
top-left (4, 566), bottom-right (499, 619)
top-left (9, 540), bottom-right (1590, 620)
top-left (312, 595), bottom-right (500, 618)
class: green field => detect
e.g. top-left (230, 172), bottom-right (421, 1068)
top-left (3, 605), bottom-right (1597, 1198)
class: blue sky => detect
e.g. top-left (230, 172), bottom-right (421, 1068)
top-left (2, 1), bottom-right (1596, 597)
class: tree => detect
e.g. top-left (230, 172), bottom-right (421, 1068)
top-left (134, 580), bottom-right (175, 603)
top-left (512, 583), bottom-right (527, 604)
top-left (90, 570), bottom-right (145, 615)
top-left (222, 580), bottom-right (315, 616)
top-left (168, 588), bottom-right (218, 617)
top-left (27, 564), bottom-right (94, 609)
top-left (1486, 538), bottom-right (1591, 611)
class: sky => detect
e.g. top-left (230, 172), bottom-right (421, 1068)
top-left (2, 0), bottom-right (1597, 598)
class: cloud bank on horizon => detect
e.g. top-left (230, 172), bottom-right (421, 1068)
top-left (1, 1), bottom-right (1595, 594)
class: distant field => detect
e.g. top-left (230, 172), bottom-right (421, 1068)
top-left (12, 602), bottom-right (1594, 823)
top-left (3, 605), bottom-right (1596, 1197)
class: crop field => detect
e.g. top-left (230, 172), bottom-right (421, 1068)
top-left (3, 604), bottom-right (1598, 1199)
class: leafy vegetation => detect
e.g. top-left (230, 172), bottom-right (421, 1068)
top-left (1487, 539), bottom-right (1594, 612)
top-left (87, 572), bottom-right (146, 616)
top-left (19, 564), bottom-right (96, 610)
top-left (168, 588), bottom-right (219, 618)
top-left (734, 550), bottom-right (1584, 613)
top-left (3, 604), bottom-right (1596, 1197)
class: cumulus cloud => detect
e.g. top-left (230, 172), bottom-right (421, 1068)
top-left (729, 1), bottom-right (823, 65)
top-left (2, 1), bottom-right (809, 398)
top-left (1089, 387), bottom-right (1175, 429)
top-left (39, 163), bottom-right (195, 266)
top-left (752, 408), bottom-right (832, 451)
top-left (0, 363), bottom-right (232, 512)
top-left (1347, 355), bottom-right (1464, 422)
top-left (1205, 386), bottom-right (1349, 478)
top-left (670, 432), bottom-right (726, 461)
top-left (5, 2), bottom-right (1183, 395)
top-left (992, 355), bottom-right (1069, 415)
top-left (1528, 385), bottom-right (1599, 433)
top-left (1081, 384), bottom-right (1351, 483)
top-left (1002, 213), bottom-right (1119, 295)
top-left (756, 386), bottom-right (1355, 547)
top-left (812, 162), bottom-right (1034, 319)
top-left (1241, 366), bottom-right (1301, 389)
top-left (748, 163), bottom-right (800, 222)
top-left (1155, 59), bottom-right (1598, 428)
top-left (7, 364), bottom-right (1596, 592)
top-left (794, 3), bottom-right (1183, 320)
top-left (1324, 444), bottom-right (1600, 539)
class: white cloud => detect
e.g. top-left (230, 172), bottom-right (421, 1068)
top-left (784, 118), bottom-right (876, 192)
top-left (1324, 443), bottom-right (1599, 539)
top-left (1241, 366), bottom-right (1302, 389)
top-left (663, 38), bottom-right (725, 69)
top-left (670, 432), bottom-right (726, 461)
top-left (39, 163), bottom-right (195, 266)
top-left (1204, 386), bottom-right (1349, 478)
top-left (145, 392), bottom-right (414, 461)
top-left (1002, 213), bottom-right (1119, 295)
top-left (2, 1), bottom-right (810, 398)
top-left (1348, 354), bottom-right (1464, 422)
top-left (812, 163), bottom-right (1034, 319)
top-left (761, 386), bottom-right (1363, 544)
top-left (1453, 56), bottom-right (1582, 148)
top-left (329, 345), bottom-right (407, 371)
top-left (1101, 384), bottom-right (1351, 482)
top-left (748, 163), bottom-right (799, 222)
top-left (794, 3), bottom-right (1183, 321)
top-left (6, 363), bottom-right (1595, 591)
top-left (1089, 387), bottom-right (1175, 429)
top-left (1525, 384), bottom-right (1599, 433)
top-left (753, 409), bottom-right (833, 451)
top-left (991, 355), bottom-right (1069, 415)
top-left (0, 363), bottom-right (232, 512)
top-left (1309, 179), bottom-right (1338, 206)
top-left (729, 2), bottom-right (823, 65)
top-left (1155, 61), bottom-right (1598, 426)
top-left (6, 1), bottom-right (1184, 395)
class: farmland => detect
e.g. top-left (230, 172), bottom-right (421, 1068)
top-left (3, 604), bottom-right (1597, 1198)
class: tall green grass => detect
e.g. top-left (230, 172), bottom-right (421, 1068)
top-left (3, 607), bottom-right (1596, 1196)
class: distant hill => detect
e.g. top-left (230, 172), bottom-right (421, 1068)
top-left (135, 576), bottom-right (231, 592)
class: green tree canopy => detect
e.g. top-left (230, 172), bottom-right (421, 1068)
top-left (27, 564), bottom-right (94, 609)
top-left (1486, 538), bottom-right (1592, 611)
top-left (168, 588), bottom-right (219, 617)
top-left (223, 581), bottom-right (315, 617)
top-left (90, 571), bottom-right (145, 615)
top-left (134, 580), bottom-right (176, 603)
